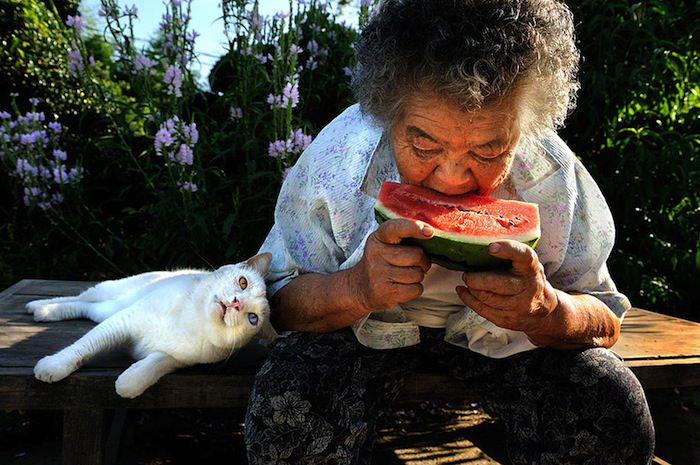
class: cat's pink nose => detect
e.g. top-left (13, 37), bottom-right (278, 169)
top-left (226, 297), bottom-right (242, 312)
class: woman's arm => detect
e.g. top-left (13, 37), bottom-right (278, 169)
top-left (456, 240), bottom-right (621, 350)
top-left (270, 219), bottom-right (433, 332)
top-left (525, 290), bottom-right (620, 349)
top-left (270, 269), bottom-right (367, 332)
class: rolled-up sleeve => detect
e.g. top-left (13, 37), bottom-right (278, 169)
top-left (547, 158), bottom-right (632, 319)
top-left (257, 148), bottom-right (346, 298)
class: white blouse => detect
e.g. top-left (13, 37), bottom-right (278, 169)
top-left (258, 104), bottom-right (631, 357)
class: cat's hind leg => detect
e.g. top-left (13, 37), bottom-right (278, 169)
top-left (31, 300), bottom-right (120, 322)
top-left (26, 296), bottom-right (82, 314)
top-left (115, 352), bottom-right (183, 398)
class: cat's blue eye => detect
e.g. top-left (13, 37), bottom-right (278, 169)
top-left (247, 313), bottom-right (259, 326)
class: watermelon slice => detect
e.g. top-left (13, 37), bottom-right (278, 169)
top-left (374, 182), bottom-right (540, 271)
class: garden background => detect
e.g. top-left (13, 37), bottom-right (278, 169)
top-left (0, 0), bottom-right (699, 464)
top-left (1, 0), bottom-right (698, 322)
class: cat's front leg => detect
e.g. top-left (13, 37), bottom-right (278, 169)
top-left (34, 314), bottom-right (130, 383)
top-left (115, 352), bottom-right (183, 398)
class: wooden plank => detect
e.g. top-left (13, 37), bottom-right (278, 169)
top-left (0, 367), bottom-right (256, 409)
top-left (614, 308), bottom-right (700, 360)
top-left (652, 456), bottom-right (673, 465)
top-left (0, 279), bottom-right (34, 303)
top-left (12, 279), bottom-right (96, 297)
top-left (63, 409), bottom-right (104, 465)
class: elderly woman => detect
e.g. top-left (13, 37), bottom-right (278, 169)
top-left (245, 1), bottom-right (655, 464)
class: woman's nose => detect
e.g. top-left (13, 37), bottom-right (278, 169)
top-left (432, 160), bottom-right (475, 195)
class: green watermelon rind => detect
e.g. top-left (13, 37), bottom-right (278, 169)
top-left (374, 206), bottom-right (540, 272)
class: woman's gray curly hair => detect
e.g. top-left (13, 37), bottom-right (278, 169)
top-left (351, 0), bottom-right (580, 137)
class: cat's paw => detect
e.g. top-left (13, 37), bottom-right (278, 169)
top-left (25, 300), bottom-right (47, 314)
top-left (34, 355), bottom-right (76, 383)
top-left (115, 373), bottom-right (149, 399)
top-left (32, 304), bottom-right (65, 322)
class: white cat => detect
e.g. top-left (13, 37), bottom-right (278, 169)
top-left (26, 253), bottom-right (275, 398)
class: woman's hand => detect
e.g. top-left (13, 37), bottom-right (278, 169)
top-left (456, 240), bottom-right (560, 337)
top-left (349, 219), bottom-right (433, 312)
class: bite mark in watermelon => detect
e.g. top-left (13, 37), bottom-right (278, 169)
top-left (374, 182), bottom-right (541, 271)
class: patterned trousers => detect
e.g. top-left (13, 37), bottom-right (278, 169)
top-left (245, 327), bottom-right (655, 465)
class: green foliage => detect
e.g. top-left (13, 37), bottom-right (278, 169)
top-left (563, 0), bottom-right (700, 317)
top-left (0, 0), bottom-right (697, 321)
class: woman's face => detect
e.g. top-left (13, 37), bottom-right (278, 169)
top-left (390, 93), bottom-right (521, 196)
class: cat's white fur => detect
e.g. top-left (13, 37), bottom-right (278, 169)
top-left (26, 253), bottom-right (275, 398)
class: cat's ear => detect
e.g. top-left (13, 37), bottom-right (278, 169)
top-left (244, 252), bottom-right (272, 277)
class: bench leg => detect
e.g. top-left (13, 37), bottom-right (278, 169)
top-left (63, 408), bottom-right (105, 465)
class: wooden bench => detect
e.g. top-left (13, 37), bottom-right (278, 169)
top-left (2, 279), bottom-right (699, 465)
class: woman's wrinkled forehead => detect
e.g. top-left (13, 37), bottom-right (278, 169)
top-left (393, 92), bottom-right (521, 148)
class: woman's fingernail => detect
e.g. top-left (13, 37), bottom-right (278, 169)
top-left (422, 225), bottom-right (433, 237)
top-left (489, 243), bottom-right (501, 253)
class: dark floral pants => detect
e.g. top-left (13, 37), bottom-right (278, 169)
top-left (245, 328), bottom-right (654, 465)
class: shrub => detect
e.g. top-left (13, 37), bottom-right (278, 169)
top-left (563, 0), bottom-right (700, 318)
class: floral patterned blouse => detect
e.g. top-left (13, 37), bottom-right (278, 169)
top-left (258, 104), bottom-right (631, 357)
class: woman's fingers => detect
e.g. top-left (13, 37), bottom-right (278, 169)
top-left (373, 218), bottom-right (433, 245)
top-left (487, 240), bottom-right (540, 276)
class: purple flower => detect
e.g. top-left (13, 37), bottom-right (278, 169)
top-left (268, 140), bottom-right (288, 159)
top-left (125, 4), bottom-right (138, 17)
top-left (19, 130), bottom-right (46, 145)
top-left (48, 122), bottom-right (62, 134)
top-left (154, 116), bottom-right (197, 165)
top-left (98, 4), bottom-right (119, 19)
top-left (66, 15), bottom-right (84, 34)
top-left (282, 82), bottom-right (299, 108)
top-left (282, 167), bottom-right (292, 180)
top-left (248, 10), bottom-right (264, 36)
top-left (183, 122), bottom-right (198, 145)
top-left (29, 97), bottom-right (40, 106)
top-left (307, 40), bottom-right (319, 56)
top-left (266, 94), bottom-right (282, 109)
top-left (290, 128), bottom-right (313, 152)
top-left (343, 66), bottom-right (353, 77)
top-left (154, 127), bottom-right (174, 155)
top-left (0, 111), bottom-right (10, 119)
top-left (52, 149), bottom-right (67, 160)
top-left (173, 144), bottom-right (193, 165)
top-left (134, 54), bottom-right (158, 74)
top-left (306, 57), bottom-right (318, 70)
top-left (68, 49), bottom-right (84, 76)
top-left (267, 129), bottom-right (313, 159)
top-left (16, 159), bottom-right (39, 180)
top-left (229, 107), bottom-right (243, 120)
top-left (178, 181), bottom-right (198, 192)
top-left (289, 44), bottom-right (303, 56)
top-left (164, 65), bottom-right (183, 97)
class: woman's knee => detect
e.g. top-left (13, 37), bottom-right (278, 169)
top-left (557, 348), bottom-right (655, 463)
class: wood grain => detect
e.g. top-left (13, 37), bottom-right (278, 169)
top-left (1, 278), bottom-right (700, 411)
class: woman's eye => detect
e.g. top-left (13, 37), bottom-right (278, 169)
top-left (471, 151), bottom-right (504, 162)
top-left (238, 276), bottom-right (247, 289)
top-left (412, 146), bottom-right (441, 158)
top-left (247, 313), bottom-right (259, 326)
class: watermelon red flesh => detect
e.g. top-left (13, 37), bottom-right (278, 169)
top-left (374, 182), bottom-right (541, 271)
